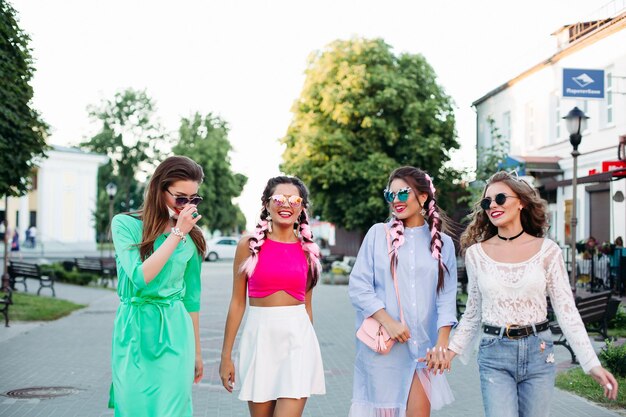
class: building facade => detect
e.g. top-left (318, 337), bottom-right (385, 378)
top-left (474, 7), bottom-right (626, 247)
top-left (1, 145), bottom-right (107, 253)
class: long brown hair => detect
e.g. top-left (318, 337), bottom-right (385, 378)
top-left (460, 171), bottom-right (549, 253)
top-left (131, 156), bottom-right (206, 259)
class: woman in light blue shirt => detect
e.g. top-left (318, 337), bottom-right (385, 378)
top-left (349, 166), bottom-right (458, 417)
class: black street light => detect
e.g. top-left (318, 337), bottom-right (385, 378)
top-left (105, 183), bottom-right (117, 257)
top-left (563, 106), bottom-right (589, 290)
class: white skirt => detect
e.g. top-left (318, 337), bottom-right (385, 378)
top-left (237, 305), bottom-right (326, 402)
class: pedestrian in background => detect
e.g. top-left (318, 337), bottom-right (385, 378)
top-left (10, 229), bottom-right (21, 259)
top-left (442, 171), bottom-right (618, 417)
top-left (219, 176), bottom-right (325, 417)
top-left (108, 156), bottom-right (206, 417)
top-left (349, 166), bottom-right (458, 417)
top-left (28, 225), bottom-right (37, 248)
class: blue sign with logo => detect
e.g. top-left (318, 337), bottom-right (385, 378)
top-left (563, 68), bottom-right (604, 99)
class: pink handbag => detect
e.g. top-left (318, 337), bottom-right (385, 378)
top-left (356, 225), bottom-right (404, 354)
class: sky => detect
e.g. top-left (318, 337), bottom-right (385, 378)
top-left (12, 0), bottom-right (614, 230)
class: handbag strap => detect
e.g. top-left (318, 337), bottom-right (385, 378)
top-left (383, 224), bottom-right (405, 325)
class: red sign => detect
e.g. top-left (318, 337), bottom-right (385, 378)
top-left (602, 160), bottom-right (626, 177)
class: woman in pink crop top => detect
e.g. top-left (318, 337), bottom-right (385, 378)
top-left (219, 176), bottom-right (326, 416)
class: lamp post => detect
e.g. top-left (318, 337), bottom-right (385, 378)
top-left (105, 183), bottom-right (117, 257)
top-left (563, 106), bottom-right (589, 291)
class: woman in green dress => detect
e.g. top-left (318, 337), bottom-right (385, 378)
top-left (109, 156), bottom-right (206, 417)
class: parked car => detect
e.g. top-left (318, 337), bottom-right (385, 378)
top-left (205, 237), bottom-right (238, 261)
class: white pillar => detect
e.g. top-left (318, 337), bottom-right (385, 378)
top-left (19, 195), bottom-right (29, 237)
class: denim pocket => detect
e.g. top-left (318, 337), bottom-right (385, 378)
top-left (479, 336), bottom-right (499, 348)
top-left (536, 330), bottom-right (554, 347)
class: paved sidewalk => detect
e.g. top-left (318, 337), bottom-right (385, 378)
top-left (0, 262), bottom-right (622, 416)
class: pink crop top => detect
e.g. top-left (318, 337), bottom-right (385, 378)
top-left (248, 238), bottom-right (309, 301)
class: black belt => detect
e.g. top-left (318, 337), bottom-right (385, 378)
top-left (483, 320), bottom-right (550, 339)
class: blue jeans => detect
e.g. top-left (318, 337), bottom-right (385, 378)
top-left (477, 330), bottom-right (556, 417)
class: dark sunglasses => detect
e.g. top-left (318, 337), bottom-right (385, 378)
top-left (166, 189), bottom-right (203, 206)
top-left (480, 193), bottom-right (519, 210)
top-left (383, 187), bottom-right (411, 203)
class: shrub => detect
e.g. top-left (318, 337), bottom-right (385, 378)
top-left (40, 262), bottom-right (98, 286)
top-left (599, 339), bottom-right (626, 378)
top-left (609, 306), bottom-right (626, 329)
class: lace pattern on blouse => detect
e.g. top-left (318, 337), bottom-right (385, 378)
top-left (449, 239), bottom-right (600, 372)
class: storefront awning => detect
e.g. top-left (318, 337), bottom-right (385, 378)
top-left (498, 155), bottom-right (563, 176)
top-left (543, 168), bottom-right (626, 191)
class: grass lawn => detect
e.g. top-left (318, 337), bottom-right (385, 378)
top-left (9, 293), bottom-right (85, 321)
top-left (556, 367), bottom-right (626, 410)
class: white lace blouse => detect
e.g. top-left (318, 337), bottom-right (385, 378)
top-left (449, 238), bottom-right (601, 373)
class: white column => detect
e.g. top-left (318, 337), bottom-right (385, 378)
top-left (19, 195), bottom-right (29, 237)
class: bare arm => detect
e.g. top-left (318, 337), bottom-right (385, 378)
top-left (219, 237), bottom-right (250, 392)
top-left (305, 289), bottom-right (313, 323)
top-left (189, 312), bottom-right (203, 383)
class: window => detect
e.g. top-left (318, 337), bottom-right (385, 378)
top-left (526, 103), bottom-right (535, 147)
top-left (607, 71), bottom-right (613, 124)
top-left (554, 96), bottom-right (561, 141)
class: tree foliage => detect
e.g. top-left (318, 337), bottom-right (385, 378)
top-left (467, 116), bottom-right (510, 202)
top-left (173, 112), bottom-right (247, 234)
top-left (0, 1), bottom-right (49, 198)
top-left (281, 38), bottom-right (460, 232)
top-left (80, 88), bottom-right (166, 238)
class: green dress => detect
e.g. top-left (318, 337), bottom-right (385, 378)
top-left (108, 214), bottom-right (202, 417)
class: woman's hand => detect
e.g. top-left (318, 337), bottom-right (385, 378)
top-left (419, 346), bottom-right (457, 374)
top-left (194, 353), bottom-right (204, 384)
top-left (219, 357), bottom-right (236, 393)
top-left (382, 320), bottom-right (411, 343)
top-left (589, 365), bottom-right (619, 400)
top-left (176, 204), bottom-right (202, 234)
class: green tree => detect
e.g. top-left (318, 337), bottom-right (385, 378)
top-left (0, 1), bottom-right (49, 198)
top-left (80, 88), bottom-right (166, 239)
top-left (281, 38), bottom-right (460, 232)
top-left (466, 116), bottom-right (511, 202)
top-left (173, 112), bottom-right (247, 234)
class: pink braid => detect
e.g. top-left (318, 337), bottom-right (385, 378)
top-left (239, 210), bottom-right (269, 277)
top-left (298, 209), bottom-right (322, 279)
top-left (389, 216), bottom-right (405, 269)
top-left (424, 174), bottom-right (447, 291)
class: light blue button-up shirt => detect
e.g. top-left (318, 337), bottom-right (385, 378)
top-left (349, 221), bottom-right (458, 411)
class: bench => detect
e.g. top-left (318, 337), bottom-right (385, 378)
top-left (549, 290), bottom-right (616, 363)
top-left (76, 257), bottom-right (117, 287)
top-left (1, 287), bottom-right (12, 327)
top-left (8, 261), bottom-right (56, 296)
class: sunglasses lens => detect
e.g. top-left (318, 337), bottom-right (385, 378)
top-left (175, 197), bottom-right (188, 206)
top-left (190, 197), bottom-right (202, 205)
top-left (383, 191), bottom-right (393, 203)
top-left (288, 196), bottom-right (302, 207)
top-left (397, 190), bottom-right (409, 202)
top-left (480, 198), bottom-right (491, 210)
top-left (272, 195), bottom-right (287, 206)
top-left (495, 193), bottom-right (507, 205)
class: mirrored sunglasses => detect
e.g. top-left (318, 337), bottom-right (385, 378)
top-left (270, 194), bottom-right (303, 208)
top-left (383, 187), bottom-right (411, 203)
top-left (479, 193), bottom-right (518, 211)
top-left (166, 189), bottom-right (203, 206)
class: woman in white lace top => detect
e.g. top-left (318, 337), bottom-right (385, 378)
top-left (445, 171), bottom-right (618, 417)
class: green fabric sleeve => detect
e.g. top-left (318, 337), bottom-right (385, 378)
top-left (183, 248), bottom-right (202, 312)
top-left (111, 215), bottom-right (147, 290)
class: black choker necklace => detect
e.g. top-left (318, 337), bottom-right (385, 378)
top-left (497, 230), bottom-right (524, 241)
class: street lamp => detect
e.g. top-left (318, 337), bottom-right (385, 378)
top-left (563, 106), bottom-right (589, 291)
top-left (105, 183), bottom-right (117, 257)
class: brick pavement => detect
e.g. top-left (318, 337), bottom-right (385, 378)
top-left (0, 262), bottom-right (622, 417)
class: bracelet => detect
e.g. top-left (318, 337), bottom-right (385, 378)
top-left (171, 227), bottom-right (186, 243)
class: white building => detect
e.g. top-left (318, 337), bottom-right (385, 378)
top-left (1, 145), bottom-right (107, 253)
top-left (474, 6), bottom-right (626, 247)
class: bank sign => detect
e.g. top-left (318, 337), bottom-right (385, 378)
top-left (563, 68), bottom-right (604, 99)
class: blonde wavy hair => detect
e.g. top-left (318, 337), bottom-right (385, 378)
top-left (460, 171), bottom-right (549, 252)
